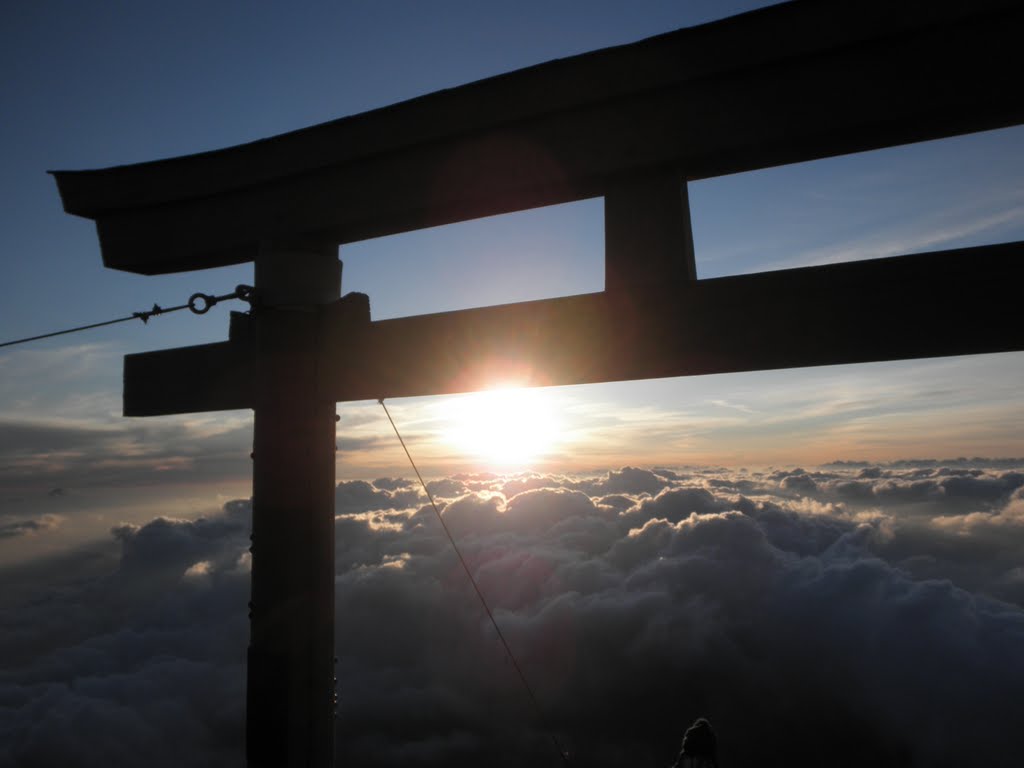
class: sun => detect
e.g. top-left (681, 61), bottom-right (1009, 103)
top-left (441, 386), bottom-right (563, 467)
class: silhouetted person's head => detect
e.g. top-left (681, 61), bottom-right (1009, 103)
top-left (675, 717), bottom-right (717, 767)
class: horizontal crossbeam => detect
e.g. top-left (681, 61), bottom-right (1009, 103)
top-left (54, 0), bottom-right (1023, 275)
top-left (124, 241), bottom-right (1024, 416)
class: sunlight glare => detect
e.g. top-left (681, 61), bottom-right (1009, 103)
top-left (442, 386), bottom-right (563, 467)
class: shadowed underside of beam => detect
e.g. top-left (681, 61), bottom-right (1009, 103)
top-left (123, 241), bottom-right (1024, 416)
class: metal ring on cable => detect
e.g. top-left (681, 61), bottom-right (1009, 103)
top-left (188, 293), bottom-right (215, 314)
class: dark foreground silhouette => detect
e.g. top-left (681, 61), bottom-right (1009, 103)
top-left (672, 718), bottom-right (718, 767)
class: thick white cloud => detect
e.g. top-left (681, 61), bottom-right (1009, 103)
top-left (0, 506), bottom-right (250, 768)
top-left (2, 462), bottom-right (1024, 767)
top-left (335, 479), bottom-right (423, 514)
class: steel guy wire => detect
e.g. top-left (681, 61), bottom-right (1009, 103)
top-left (0, 285), bottom-right (254, 349)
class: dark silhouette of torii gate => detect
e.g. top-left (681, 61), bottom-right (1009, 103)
top-left (52, 1), bottom-right (1024, 765)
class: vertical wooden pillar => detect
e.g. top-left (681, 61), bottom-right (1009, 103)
top-left (603, 170), bottom-right (697, 378)
top-left (604, 170), bottom-right (696, 295)
top-left (247, 242), bottom-right (340, 768)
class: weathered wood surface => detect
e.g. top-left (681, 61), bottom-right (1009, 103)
top-left (53, 0), bottom-right (1024, 274)
top-left (123, 241), bottom-right (1024, 415)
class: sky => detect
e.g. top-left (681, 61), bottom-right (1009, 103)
top-left (1, 1), bottom-right (1023, 766)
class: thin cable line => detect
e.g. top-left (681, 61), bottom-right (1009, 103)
top-left (0, 306), bottom-right (188, 349)
top-left (378, 398), bottom-right (570, 766)
top-left (0, 285), bottom-right (253, 350)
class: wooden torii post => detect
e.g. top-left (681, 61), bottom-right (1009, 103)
top-left (52, 1), bottom-right (1024, 765)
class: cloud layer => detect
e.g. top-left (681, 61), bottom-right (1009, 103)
top-left (3, 463), bottom-right (1023, 766)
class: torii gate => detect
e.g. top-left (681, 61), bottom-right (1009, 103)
top-left (52, 1), bottom-right (1024, 765)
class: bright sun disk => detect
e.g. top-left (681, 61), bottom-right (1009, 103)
top-left (442, 386), bottom-right (562, 466)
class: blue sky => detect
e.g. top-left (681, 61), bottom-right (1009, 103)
top-left (2, 0), bottom-right (1024, 561)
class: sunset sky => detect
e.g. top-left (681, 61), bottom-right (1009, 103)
top-left (1, 3), bottom-right (1023, 766)
top-left (2, 0), bottom-right (1023, 560)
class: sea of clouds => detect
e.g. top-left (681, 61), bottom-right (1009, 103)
top-left (2, 461), bottom-right (1023, 767)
